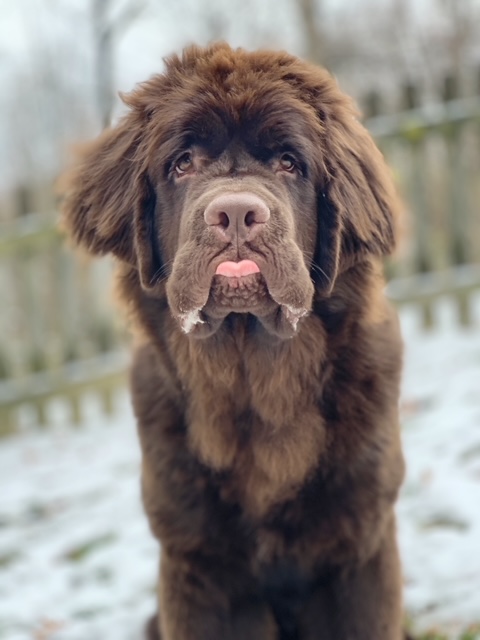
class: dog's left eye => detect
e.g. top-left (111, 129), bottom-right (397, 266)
top-left (174, 153), bottom-right (193, 175)
top-left (279, 154), bottom-right (297, 173)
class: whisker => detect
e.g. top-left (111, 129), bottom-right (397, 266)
top-left (150, 259), bottom-right (174, 284)
top-left (311, 261), bottom-right (331, 284)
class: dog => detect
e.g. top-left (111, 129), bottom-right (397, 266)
top-left (62, 43), bottom-right (406, 640)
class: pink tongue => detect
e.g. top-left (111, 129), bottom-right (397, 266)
top-left (215, 260), bottom-right (260, 278)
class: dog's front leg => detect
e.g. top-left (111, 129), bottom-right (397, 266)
top-left (156, 552), bottom-right (277, 640)
top-left (301, 517), bottom-right (403, 640)
top-left (158, 551), bottom-right (231, 639)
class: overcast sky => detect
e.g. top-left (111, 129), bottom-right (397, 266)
top-left (0, 0), bottom-right (464, 193)
top-left (0, 0), bottom-right (441, 91)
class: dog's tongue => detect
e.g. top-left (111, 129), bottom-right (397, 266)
top-left (215, 260), bottom-right (260, 278)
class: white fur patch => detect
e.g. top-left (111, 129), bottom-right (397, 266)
top-left (180, 309), bottom-right (205, 334)
top-left (284, 306), bottom-right (308, 331)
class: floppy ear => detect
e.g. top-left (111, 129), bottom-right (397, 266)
top-left (61, 113), bottom-right (162, 292)
top-left (313, 95), bottom-right (400, 293)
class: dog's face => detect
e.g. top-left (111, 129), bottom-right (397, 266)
top-left (62, 44), bottom-right (399, 339)
top-left (149, 79), bottom-right (323, 338)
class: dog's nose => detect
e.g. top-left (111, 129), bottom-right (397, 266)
top-left (204, 192), bottom-right (270, 241)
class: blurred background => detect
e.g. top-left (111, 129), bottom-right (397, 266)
top-left (0, 1), bottom-right (480, 639)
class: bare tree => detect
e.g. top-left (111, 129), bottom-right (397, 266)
top-left (0, 0), bottom-right (149, 212)
top-left (92, 0), bottom-right (147, 129)
top-left (436, 0), bottom-right (480, 79)
top-left (295, 0), bottom-right (325, 64)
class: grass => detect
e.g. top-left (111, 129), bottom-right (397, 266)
top-left (413, 625), bottom-right (480, 640)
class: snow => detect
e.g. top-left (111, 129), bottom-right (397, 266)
top-left (398, 297), bottom-right (480, 636)
top-left (0, 395), bottom-right (157, 640)
top-left (1, 296), bottom-right (480, 639)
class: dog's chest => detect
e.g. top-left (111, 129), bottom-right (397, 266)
top-left (221, 406), bottom-right (326, 519)
top-left (178, 322), bottom-right (329, 517)
top-left (191, 382), bottom-right (327, 518)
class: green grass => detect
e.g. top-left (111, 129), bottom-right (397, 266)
top-left (413, 625), bottom-right (480, 640)
top-left (62, 533), bottom-right (116, 562)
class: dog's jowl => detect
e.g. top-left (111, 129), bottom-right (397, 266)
top-left (62, 43), bottom-right (406, 640)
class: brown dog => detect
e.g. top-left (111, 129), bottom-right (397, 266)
top-left (62, 43), bottom-right (406, 640)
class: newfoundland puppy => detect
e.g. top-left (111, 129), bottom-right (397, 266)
top-left (62, 43), bottom-right (406, 640)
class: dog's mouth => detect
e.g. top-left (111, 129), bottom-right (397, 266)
top-left (176, 258), bottom-right (311, 339)
top-left (167, 247), bottom-right (315, 339)
top-left (207, 260), bottom-right (271, 313)
top-left (207, 274), bottom-right (271, 315)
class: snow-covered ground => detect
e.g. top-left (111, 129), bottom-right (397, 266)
top-left (1, 297), bottom-right (479, 640)
top-left (398, 297), bottom-right (480, 637)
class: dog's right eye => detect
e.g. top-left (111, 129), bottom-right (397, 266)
top-left (278, 153), bottom-right (297, 173)
top-left (174, 153), bottom-right (193, 176)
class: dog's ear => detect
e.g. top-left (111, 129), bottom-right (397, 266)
top-left (311, 85), bottom-right (400, 293)
top-left (61, 116), bottom-right (142, 263)
top-left (60, 112), bottom-right (162, 292)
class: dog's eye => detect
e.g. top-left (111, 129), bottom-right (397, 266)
top-left (174, 153), bottom-right (193, 176)
top-left (279, 154), bottom-right (297, 173)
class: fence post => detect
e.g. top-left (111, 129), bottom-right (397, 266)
top-left (400, 81), bottom-right (434, 327)
top-left (363, 90), bottom-right (383, 119)
top-left (0, 218), bottom-right (128, 434)
top-left (442, 72), bottom-right (472, 325)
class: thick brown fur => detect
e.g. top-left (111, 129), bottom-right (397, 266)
top-left (62, 43), bottom-right (406, 640)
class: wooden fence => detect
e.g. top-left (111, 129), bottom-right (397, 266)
top-left (367, 94), bottom-right (480, 325)
top-left (0, 214), bottom-right (128, 435)
top-left (0, 94), bottom-right (479, 434)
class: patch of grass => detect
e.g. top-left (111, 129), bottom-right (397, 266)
top-left (62, 533), bottom-right (116, 562)
top-left (412, 625), bottom-right (480, 640)
top-left (459, 626), bottom-right (480, 640)
top-left (94, 565), bottom-right (114, 582)
top-left (459, 443), bottom-right (480, 462)
top-left (420, 514), bottom-right (469, 531)
top-left (0, 550), bottom-right (21, 568)
top-left (72, 607), bottom-right (108, 620)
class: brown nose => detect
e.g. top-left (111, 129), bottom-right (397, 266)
top-left (204, 192), bottom-right (270, 242)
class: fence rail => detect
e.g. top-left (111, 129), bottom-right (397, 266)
top-left (0, 214), bottom-right (128, 435)
top-left (365, 95), bottom-right (480, 278)
top-left (0, 95), bottom-right (480, 434)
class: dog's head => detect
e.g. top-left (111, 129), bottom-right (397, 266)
top-left (62, 43), bottom-right (399, 339)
